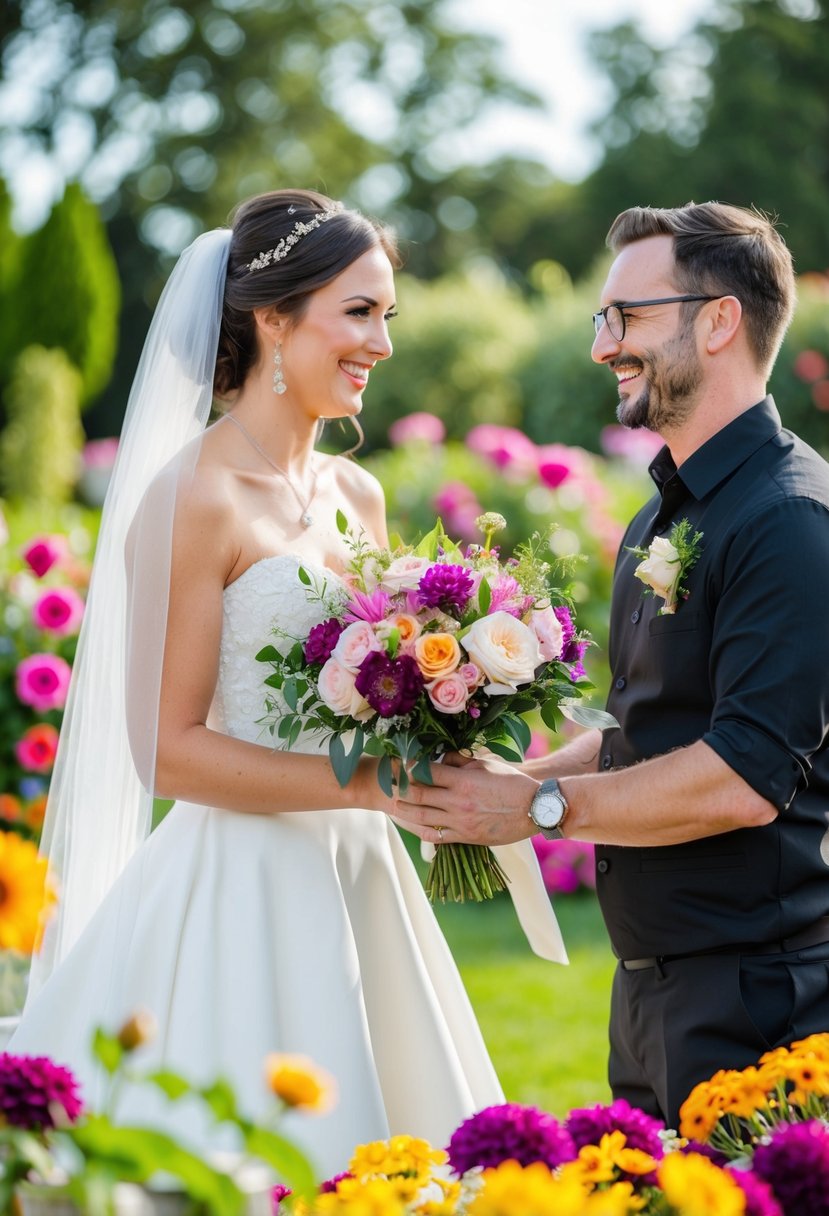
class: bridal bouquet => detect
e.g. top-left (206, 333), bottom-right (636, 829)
top-left (257, 513), bottom-right (606, 902)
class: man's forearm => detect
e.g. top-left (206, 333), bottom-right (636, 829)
top-left (523, 728), bottom-right (602, 779)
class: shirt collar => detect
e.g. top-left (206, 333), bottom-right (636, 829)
top-left (647, 396), bottom-right (782, 503)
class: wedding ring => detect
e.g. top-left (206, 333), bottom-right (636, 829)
top-left (437, 826), bottom-right (444, 841)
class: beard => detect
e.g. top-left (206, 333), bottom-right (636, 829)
top-left (615, 327), bottom-right (703, 434)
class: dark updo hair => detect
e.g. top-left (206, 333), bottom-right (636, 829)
top-left (214, 188), bottom-right (400, 397)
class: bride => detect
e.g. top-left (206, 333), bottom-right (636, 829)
top-left (9, 188), bottom-right (565, 1176)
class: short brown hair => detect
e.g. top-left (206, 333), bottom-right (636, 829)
top-left (606, 202), bottom-right (795, 376)
top-left (215, 188), bottom-right (400, 397)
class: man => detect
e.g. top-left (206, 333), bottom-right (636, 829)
top-left (394, 202), bottom-right (829, 1126)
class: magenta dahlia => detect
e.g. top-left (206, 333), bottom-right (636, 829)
top-left (729, 1169), bottom-right (784, 1216)
top-left (565, 1098), bottom-right (664, 1158)
top-left (417, 563), bottom-right (474, 613)
top-left (446, 1102), bottom-right (576, 1176)
top-left (753, 1120), bottom-right (829, 1215)
top-left (304, 618), bottom-right (345, 665)
top-left (0, 1053), bottom-right (83, 1129)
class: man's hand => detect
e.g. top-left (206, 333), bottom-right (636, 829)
top-left (393, 753), bottom-right (540, 846)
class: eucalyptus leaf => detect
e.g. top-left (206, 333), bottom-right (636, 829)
top-left (297, 566), bottom-right (312, 586)
top-left (411, 752), bottom-right (434, 786)
top-left (377, 753), bottom-right (395, 798)
top-left (264, 672), bottom-right (284, 689)
top-left (254, 645), bottom-right (281, 663)
top-left (283, 680), bottom-right (298, 711)
top-left (560, 702), bottom-right (619, 730)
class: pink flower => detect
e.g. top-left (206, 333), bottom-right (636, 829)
top-left (526, 730), bottom-right (551, 759)
top-left (317, 658), bottom-right (374, 722)
top-left (458, 662), bottom-right (483, 688)
top-left (381, 555), bottom-right (434, 594)
top-left (529, 605), bottom-right (565, 661)
top-left (21, 535), bottom-right (66, 579)
top-left (793, 349), bottom-right (829, 383)
top-left (600, 425), bottom-right (664, 463)
top-left (343, 587), bottom-right (391, 624)
top-left (433, 482), bottom-right (485, 540)
top-left (82, 437), bottom-right (119, 469)
top-left (331, 621), bottom-right (383, 673)
top-left (14, 724), bottom-right (60, 773)
top-left (467, 425), bottom-right (538, 477)
top-left (15, 654), bottom-right (72, 711)
top-left (427, 673), bottom-right (470, 714)
top-left (488, 575), bottom-right (527, 618)
top-left (388, 412), bottom-right (446, 446)
top-left (32, 587), bottom-right (85, 636)
top-left (0, 1054), bottom-right (83, 1130)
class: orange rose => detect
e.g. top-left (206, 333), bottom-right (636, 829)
top-left (414, 633), bottom-right (461, 680)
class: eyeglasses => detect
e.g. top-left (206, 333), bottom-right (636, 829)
top-left (592, 295), bottom-right (721, 342)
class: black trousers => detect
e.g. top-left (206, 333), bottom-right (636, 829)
top-left (609, 942), bottom-right (829, 1129)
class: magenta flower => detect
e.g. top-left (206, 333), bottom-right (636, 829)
top-left (355, 652), bottom-right (424, 717)
top-left (32, 587), bottom-right (85, 636)
top-left (753, 1120), bottom-right (829, 1215)
top-left (271, 1184), bottom-right (293, 1212)
top-left (566, 1098), bottom-right (664, 1159)
top-left (388, 412), bottom-right (446, 446)
top-left (21, 535), bottom-right (65, 579)
top-left (554, 606), bottom-right (588, 680)
top-left (729, 1169), bottom-right (784, 1216)
top-left (319, 1173), bottom-right (352, 1194)
top-left (417, 564), bottom-right (474, 613)
top-left (600, 425), bottom-right (665, 464)
top-left (14, 723), bottom-right (60, 773)
top-left (532, 838), bottom-right (596, 895)
top-left (15, 653), bottom-right (72, 711)
top-left (446, 1103), bottom-right (576, 1175)
top-left (304, 618), bottom-right (345, 664)
top-left (488, 575), bottom-right (530, 618)
top-left (344, 587), bottom-right (391, 624)
top-left (466, 425), bottom-right (538, 476)
top-left (0, 1054), bottom-right (83, 1129)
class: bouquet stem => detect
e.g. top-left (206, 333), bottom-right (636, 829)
top-left (424, 843), bottom-right (510, 903)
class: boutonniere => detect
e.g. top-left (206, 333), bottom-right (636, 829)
top-left (628, 518), bottom-right (703, 615)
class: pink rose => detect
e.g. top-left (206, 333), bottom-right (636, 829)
top-left (317, 658), bottom-right (374, 722)
top-left (427, 673), bottom-right (470, 715)
top-left (21, 535), bottom-right (66, 579)
top-left (331, 621), bottom-right (383, 673)
top-left (15, 653), bottom-right (72, 711)
top-left (32, 587), bottom-right (85, 636)
top-left (381, 555), bottom-right (434, 594)
top-left (529, 605), bottom-right (565, 662)
top-left (458, 662), bottom-right (483, 688)
top-left (388, 412), bottom-right (446, 446)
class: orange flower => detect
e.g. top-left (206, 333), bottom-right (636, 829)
top-left (679, 1086), bottom-right (722, 1142)
top-left (0, 794), bottom-right (22, 823)
top-left (414, 633), bottom-right (461, 680)
top-left (0, 830), bottom-right (58, 953)
top-left (25, 796), bottom-right (48, 832)
top-left (264, 1053), bottom-right (336, 1113)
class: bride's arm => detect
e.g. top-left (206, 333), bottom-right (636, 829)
top-left (135, 476), bottom-right (389, 816)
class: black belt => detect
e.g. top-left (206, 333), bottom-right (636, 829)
top-left (620, 916), bottom-right (829, 971)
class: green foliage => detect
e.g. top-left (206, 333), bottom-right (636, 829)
top-left (0, 346), bottom-right (84, 504)
top-left (4, 184), bottom-right (120, 406)
top-left (769, 273), bottom-right (829, 453)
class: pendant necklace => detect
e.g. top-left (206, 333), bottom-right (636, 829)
top-left (227, 414), bottom-right (318, 528)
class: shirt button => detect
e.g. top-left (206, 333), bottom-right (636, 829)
top-left (597, 859), bottom-right (610, 874)
top-left (601, 755), bottom-right (612, 770)
top-left (615, 676), bottom-right (627, 691)
top-left (630, 610), bottom-right (640, 624)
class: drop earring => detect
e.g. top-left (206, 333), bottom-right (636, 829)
top-left (272, 342), bottom-right (286, 395)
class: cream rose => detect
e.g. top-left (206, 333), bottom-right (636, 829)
top-left (331, 620), bottom-right (383, 673)
top-left (317, 657), bottom-right (374, 721)
top-left (381, 555), bottom-right (434, 593)
top-left (462, 611), bottom-right (542, 694)
top-left (427, 673), bottom-right (470, 714)
top-left (414, 632), bottom-right (461, 681)
top-left (529, 605), bottom-right (565, 662)
top-left (634, 536), bottom-right (682, 614)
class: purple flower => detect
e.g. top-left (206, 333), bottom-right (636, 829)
top-left (417, 564), bottom-right (474, 613)
top-left (0, 1054), bottom-right (83, 1129)
top-left (753, 1120), bottom-right (829, 1215)
top-left (729, 1169), bottom-right (784, 1216)
top-left (354, 652), bottom-right (423, 717)
top-left (554, 608), bottom-right (589, 680)
top-left (565, 1099), bottom-right (663, 1184)
top-left (304, 618), bottom-right (345, 664)
top-left (319, 1172), bottom-right (353, 1194)
top-left (344, 588), bottom-right (391, 623)
top-left (681, 1139), bottom-right (729, 1167)
top-left (553, 605), bottom-right (576, 648)
top-left (271, 1184), bottom-right (293, 1212)
top-left (446, 1103), bottom-right (576, 1176)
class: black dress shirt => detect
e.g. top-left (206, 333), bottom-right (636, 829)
top-left (596, 397), bottom-right (829, 959)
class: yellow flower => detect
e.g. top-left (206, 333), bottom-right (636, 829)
top-left (584, 1181), bottom-right (647, 1214)
top-left (657, 1152), bottom-right (746, 1216)
top-left (0, 830), bottom-right (57, 953)
top-left (315, 1176), bottom-right (407, 1216)
top-left (264, 1054), bottom-right (337, 1113)
top-left (350, 1136), bottom-right (446, 1186)
top-left (414, 633), bottom-right (461, 681)
top-left (717, 1066), bottom-right (771, 1119)
top-left (572, 1131), bottom-right (657, 1186)
top-left (468, 1160), bottom-right (587, 1216)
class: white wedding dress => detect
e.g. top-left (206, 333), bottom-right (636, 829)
top-left (10, 554), bottom-right (565, 1176)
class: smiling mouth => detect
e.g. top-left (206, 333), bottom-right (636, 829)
top-left (339, 360), bottom-right (372, 386)
top-left (613, 364), bottom-right (643, 386)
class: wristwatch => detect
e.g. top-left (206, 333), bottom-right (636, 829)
top-left (528, 778), bottom-right (569, 840)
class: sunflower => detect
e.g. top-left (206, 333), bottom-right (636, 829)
top-left (0, 830), bottom-right (57, 953)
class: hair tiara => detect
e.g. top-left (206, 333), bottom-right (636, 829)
top-left (245, 202), bottom-right (345, 273)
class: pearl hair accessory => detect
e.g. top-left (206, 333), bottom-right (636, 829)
top-left (246, 204), bottom-right (344, 273)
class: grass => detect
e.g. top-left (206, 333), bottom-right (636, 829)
top-left (431, 887), bottom-right (616, 1118)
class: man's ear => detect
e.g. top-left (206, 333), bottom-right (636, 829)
top-left (705, 295), bottom-right (742, 355)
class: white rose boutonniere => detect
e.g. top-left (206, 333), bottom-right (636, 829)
top-left (629, 518), bottom-right (703, 615)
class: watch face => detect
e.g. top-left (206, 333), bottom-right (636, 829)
top-left (532, 792), bottom-right (565, 830)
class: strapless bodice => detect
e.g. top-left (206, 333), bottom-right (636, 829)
top-left (214, 554), bottom-right (346, 749)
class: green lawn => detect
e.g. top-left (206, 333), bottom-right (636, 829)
top-left (432, 889), bottom-right (616, 1118)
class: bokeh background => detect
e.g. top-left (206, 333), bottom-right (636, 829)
top-left (1, 0), bottom-right (828, 1112)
